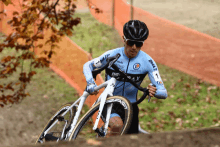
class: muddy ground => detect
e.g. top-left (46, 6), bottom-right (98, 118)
top-left (23, 127), bottom-right (220, 147)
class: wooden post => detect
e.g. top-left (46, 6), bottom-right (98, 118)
top-left (112, 0), bottom-right (115, 28)
top-left (130, 0), bottom-right (133, 20)
top-left (89, 48), bottom-right (93, 59)
top-left (0, 1), bottom-right (4, 32)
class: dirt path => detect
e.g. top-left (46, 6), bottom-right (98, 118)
top-left (127, 0), bottom-right (220, 39)
top-left (21, 127), bottom-right (220, 147)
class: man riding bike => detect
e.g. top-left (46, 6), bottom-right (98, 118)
top-left (83, 20), bottom-right (168, 136)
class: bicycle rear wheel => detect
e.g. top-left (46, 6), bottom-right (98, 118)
top-left (69, 96), bottom-right (133, 140)
top-left (35, 102), bottom-right (76, 144)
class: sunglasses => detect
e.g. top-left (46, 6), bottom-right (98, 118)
top-left (124, 36), bottom-right (144, 47)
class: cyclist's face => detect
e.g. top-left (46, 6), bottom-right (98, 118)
top-left (124, 38), bottom-right (142, 58)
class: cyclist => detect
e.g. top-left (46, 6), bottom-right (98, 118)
top-left (83, 20), bottom-right (168, 136)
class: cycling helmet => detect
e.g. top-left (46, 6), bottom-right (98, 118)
top-left (123, 20), bottom-right (149, 41)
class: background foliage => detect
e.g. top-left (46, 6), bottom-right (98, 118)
top-left (0, 0), bottom-right (102, 107)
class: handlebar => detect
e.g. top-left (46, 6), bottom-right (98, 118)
top-left (111, 64), bottom-right (149, 105)
top-left (92, 53), bottom-right (149, 105)
top-left (92, 53), bottom-right (121, 79)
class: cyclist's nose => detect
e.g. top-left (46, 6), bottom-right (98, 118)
top-left (132, 44), bottom-right (137, 49)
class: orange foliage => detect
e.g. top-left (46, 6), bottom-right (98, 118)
top-left (0, 0), bottom-right (82, 107)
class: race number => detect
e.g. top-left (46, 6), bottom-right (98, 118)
top-left (152, 71), bottom-right (162, 82)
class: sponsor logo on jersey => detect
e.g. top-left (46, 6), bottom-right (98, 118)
top-left (112, 72), bottom-right (120, 77)
top-left (116, 60), bottom-right (123, 64)
top-left (148, 59), bottom-right (156, 70)
top-left (106, 69), bottom-right (145, 82)
top-left (101, 54), bottom-right (110, 62)
top-left (133, 63), bottom-right (140, 70)
top-left (157, 81), bottom-right (163, 85)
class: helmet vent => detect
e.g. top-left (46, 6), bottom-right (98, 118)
top-left (123, 20), bottom-right (149, 41)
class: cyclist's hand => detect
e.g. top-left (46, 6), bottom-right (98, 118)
top-left (86, 83), bottom-right (99, 95)
top-left (147, 84), bottom-right (157, 97)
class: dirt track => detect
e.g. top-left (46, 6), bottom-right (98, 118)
top-left (129, 0), bottom-right (220, 39)
top-left (23, 127), bottom-right (220, 147)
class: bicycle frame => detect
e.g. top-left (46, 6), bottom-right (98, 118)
top-left (43, 77), bottom-right (117, 140)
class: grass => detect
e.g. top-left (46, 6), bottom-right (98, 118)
top-left (137, 64), bottom-right (220, 132)
top-left (70, 12), bottom-right (124, 58)
top-left (0, 11), bottom-right (219, 141)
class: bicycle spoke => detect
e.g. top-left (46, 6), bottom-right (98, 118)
top-left (75, 109), bottom-right (105, 139)
top-left (36, 103), bottom-right (76, 144)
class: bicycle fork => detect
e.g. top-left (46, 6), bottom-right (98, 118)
top-left (94, 103), bottom-right (113, 136)
top-left (93, 78), bottom-right (116, 136)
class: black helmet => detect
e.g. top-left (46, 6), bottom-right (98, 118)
top-left (123, 20), bottom-right (149, 41)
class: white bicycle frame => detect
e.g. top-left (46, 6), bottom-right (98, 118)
top-left (43, 77), bottom-right (117, 140)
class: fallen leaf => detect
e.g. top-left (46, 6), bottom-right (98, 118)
top-left (43, 95), bottom-right (48, 99)
top-left (185, 83), bottom-right (190, 88)
top-left (130, 135), bottom-right (138, 139)
top-left (178, 78), bottom-right (183, 82)
top-left (170, 83), bottom-right (176, 90)
top-left (213, 119), bottom-right (218, 122)
top-left (205, 97), bottom-right (211, 103)
top-left (194, 117), bottom-right (199, 122)
top-left (185, 120), bottom-right (190, 123)
top-left (170, 95), bottom-right (174, 98)
top-left (176, 118), bottom-right (183, 126)
top-left (139, 113), bottom-right (145, 118)
top-left (87, 139), bottom-right (102, 146)
top-left (153, 118), bottom-right (159, 124)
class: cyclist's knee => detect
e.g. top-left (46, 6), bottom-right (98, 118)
top-left (109, 116), bottom-right (123, 128)
top-left (107, 116), bottom-right (123, 136)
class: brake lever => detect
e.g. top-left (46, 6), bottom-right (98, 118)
top-left (148, 96), bottom-right (151, 102)
top-left (147, 83), bottom-right (155, 102)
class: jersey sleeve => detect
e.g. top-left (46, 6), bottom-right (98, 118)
top-left (147, 59), bottom-right (168, 99)
top-left (83, 50), bottom-right (112, 85)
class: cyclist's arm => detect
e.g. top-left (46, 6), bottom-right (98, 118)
top-left (83, 51), bottom-right (111, 84)
top-left (147, 60), bottom-right (168, 99)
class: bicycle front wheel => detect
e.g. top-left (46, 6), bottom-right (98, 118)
top-left (69, 96), bottom-right (133, 140)
top-left (35, 102), bottom-right (76, 144)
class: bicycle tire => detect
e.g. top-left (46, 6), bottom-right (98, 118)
top-left (35, 102), bottom-right (76, 144)
top-left (68, 96), bottom-right (133, 140)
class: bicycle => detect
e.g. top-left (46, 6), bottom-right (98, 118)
top-left (35, 53), bottom-right (150, 144)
